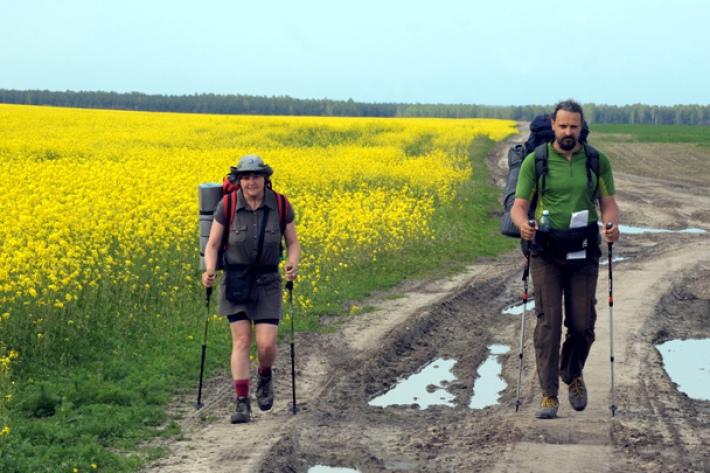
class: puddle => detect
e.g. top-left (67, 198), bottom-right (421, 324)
top-left (310, 460), bottom-right (415, 471)
top-left (308, 467), bottom-right (360, 473)
top-left (370, 346), bottom-right (512, 410)
top-left (469, 345), bottom-right (509, 409)
top-left (502, 301), bottom-right (535, 316)
top-left (599, 256), bottom-right (628, 266)
top-left (368, 358), bottom-right (457, 408)
top-left (618, 224), bottom-right (706, 235)
top-left (657, 339), bottom-right (710, 401)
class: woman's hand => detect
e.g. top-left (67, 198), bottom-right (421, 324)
top-left (285, 263), bottom-right (298, 282)
top-left (202, 270), bottom-right (216, 288)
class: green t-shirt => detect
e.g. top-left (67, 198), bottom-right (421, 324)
top-left (515, 143), bottom-right (615, 230)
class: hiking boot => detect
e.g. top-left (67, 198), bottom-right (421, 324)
top-left (568, 377), bottom-right (588, 411)
top-left (230, 396), bottom-right (251, 424)
top-left (256, 371), bottom-right (274, 411)
top-left (535, 396), bottom-right (559, 419)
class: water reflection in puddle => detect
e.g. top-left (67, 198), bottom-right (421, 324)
top-left (470, 345), bottom-right (509, 409)
top-left (308, 466), bottom-right (360, 473)
top-left (502, 301), bottom-right (535, 316)
top-left (619, 224), bottom-right (706, 234)
top-left (600, 256), bottom-right (628, 266)
top-left (657, 339), bottom-right (710, 401)
top-left (368, 358), bottom-right (457, 408)
top-left (369, 346), bottom-right (512, 410)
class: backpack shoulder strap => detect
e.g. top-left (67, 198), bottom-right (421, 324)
top-left (582, 142), bottom-right (601, 202)
top-left (270, 190), bottom-right (291, 259)
top-left (533, 143), bottom-right (549, 197)
top-left (272, 190), bottom-right (290, 234)
top-left (221, 191), bottom-right (238, 250)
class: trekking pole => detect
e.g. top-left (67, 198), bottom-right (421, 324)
top-left (606, 222), bottom-right (618, 417)
top-left (286, 281), bottom-right (300, 414)
top-left (194, 286), bottom-right (213, 410)
top-left (515, 220), bottom-right (536, 412)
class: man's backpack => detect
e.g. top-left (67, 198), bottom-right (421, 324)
top-left (198, 174), bottom-right (290, 271)
top-left (499, 114), bottom-right (599, 238)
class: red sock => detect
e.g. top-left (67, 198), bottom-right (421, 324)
top-left (258, 366), bottom-right (272, 377)
top-left (234, 379), bottom-right (249, 398)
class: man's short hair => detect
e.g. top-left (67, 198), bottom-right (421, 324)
top-left (552, 99), bottom-right (585, 124)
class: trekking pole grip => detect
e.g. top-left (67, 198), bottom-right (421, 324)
top-left (606, 223), bottom-right (613, 306)
top-left (605, 222), bottom-right (614, 257)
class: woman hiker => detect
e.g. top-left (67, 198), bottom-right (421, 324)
top-left (202, 154), bottom-right (300, 423)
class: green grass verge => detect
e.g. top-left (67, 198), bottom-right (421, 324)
top-left (592, 123), bottom-right (710, 144)
top-left (590, 124), bottom-right (710, 186)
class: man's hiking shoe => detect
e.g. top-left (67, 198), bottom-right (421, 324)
top-left (230, 396), bottom-right (251, 424)
top-left (535, 396), bottom-right (559, 419)
top-left (256, 372), bottom-right (274, 411)
top-left (568, 377), bottom-right (588, 411)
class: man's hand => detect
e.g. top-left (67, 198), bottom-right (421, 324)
top-left (603, 222), bottom-right (620, 243)
top-left (519, 219), bottom-right (537, 241)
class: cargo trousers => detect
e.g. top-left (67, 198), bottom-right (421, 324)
top-left (531, 252), bottom-right (599, 397)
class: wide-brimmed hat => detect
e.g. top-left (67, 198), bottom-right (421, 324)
top-left (230, 154), bottom-right (274, 178)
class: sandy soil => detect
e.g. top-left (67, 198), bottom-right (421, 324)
top-left (144, 125), bottom-right (710, 473)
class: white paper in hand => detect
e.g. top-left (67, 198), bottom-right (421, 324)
top-left (567, 210), bottom-right (589, 260)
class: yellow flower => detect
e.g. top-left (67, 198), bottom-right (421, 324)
top-left (0, 104), bottom-right (516, 347)
top-left (0, 426), bottom-right (10, 436)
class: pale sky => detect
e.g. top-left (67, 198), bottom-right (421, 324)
top-left (1, 0), bottom-right (708, 106)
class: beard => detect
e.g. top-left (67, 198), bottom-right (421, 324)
top-left (557, 135), bottom-right (577, 151)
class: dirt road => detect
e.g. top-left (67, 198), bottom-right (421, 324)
top-left (145, 126), bottom-right (710, 473)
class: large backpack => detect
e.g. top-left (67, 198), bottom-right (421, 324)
top-left (499, 114), bottom-right (599, 238)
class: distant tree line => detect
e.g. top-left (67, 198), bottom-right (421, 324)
top-left (2, 89), bottom-right (709, 126)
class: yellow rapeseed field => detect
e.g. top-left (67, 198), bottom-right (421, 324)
top-left (0, 104), bottom-right (516, 378)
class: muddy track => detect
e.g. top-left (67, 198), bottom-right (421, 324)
top-left (146, 125), bottom-right (710, 473)
top-left (257, 239), bottom-right (710, 473)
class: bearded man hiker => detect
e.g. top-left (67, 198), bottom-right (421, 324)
top-left (510, 99), bottom-right (621, 419)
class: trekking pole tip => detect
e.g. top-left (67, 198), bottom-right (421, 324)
top-left (194, 401), bottom-right (204, 410)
